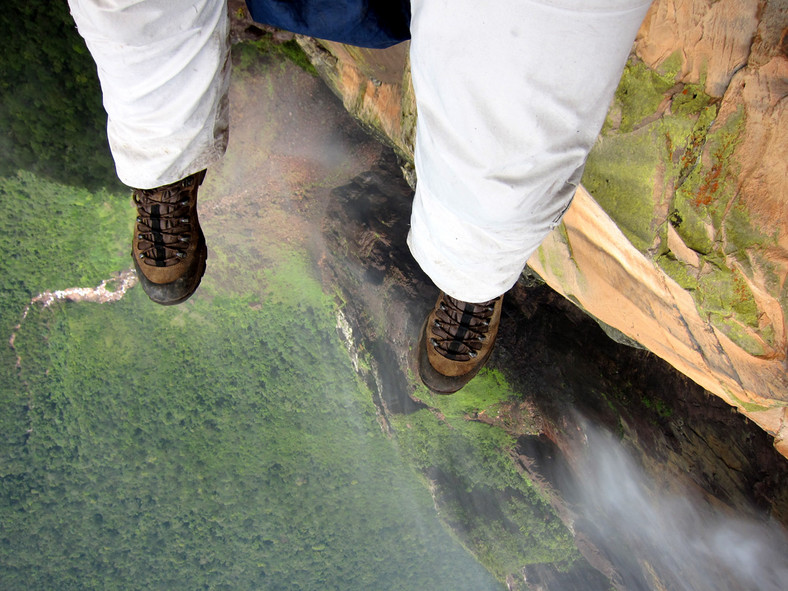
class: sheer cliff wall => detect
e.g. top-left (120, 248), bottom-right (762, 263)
top-left (292, 0), bottom-right (788, 458)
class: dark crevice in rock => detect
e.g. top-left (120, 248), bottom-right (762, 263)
top-left (494, 283), bottom-right (788, 525)
top-left (321, 148), bottom-right (431, 417)
top-left (317, 140), bottom-right (788, 589)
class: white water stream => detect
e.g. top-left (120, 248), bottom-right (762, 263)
top-left (566, 421), bottom-right (788, 591)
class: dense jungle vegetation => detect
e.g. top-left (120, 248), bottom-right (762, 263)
top-left (0, 169), bottom-right (576, 589)
top-left (2, 243), bottom-right (503, 589)
top-left (1, 5), bottom-right (579, 589)
top-left (392, 379), bottom-right (578, 581)
top-left (0, 1), bottom-right (120, 190)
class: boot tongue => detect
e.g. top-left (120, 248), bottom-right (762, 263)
top-left (432, 295), bottom-right (498, 360)
top-left (134, 180), bottom-right (194, 267)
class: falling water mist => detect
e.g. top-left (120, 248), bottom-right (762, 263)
top-left (558, 418), bottom-right (788, 591)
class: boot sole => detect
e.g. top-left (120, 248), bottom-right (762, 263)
top-left (134, 236), bottom-right (207, 306)
top-left (417, 316), bottom-right (495, 395)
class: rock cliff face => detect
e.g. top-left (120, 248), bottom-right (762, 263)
top-left (293, 0), bottom-right (788, 459)
top-left (319, 149), bottom-right (788, 591)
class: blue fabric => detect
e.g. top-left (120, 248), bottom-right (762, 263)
top-left (244, 0), bottom-right (410, 49)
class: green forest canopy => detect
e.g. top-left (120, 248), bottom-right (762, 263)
top-left (0, 1), bottom-right (118, 189)
top-left (0, 7), bottom-right (579, 588)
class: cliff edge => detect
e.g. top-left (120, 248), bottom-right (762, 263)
top-left (285, 0), bottom-right (788, 458)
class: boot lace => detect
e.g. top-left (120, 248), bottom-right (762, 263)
top-left (429, 294), bottom-right (498, 362)
top-left (133, 175), bottom-right (196, 267)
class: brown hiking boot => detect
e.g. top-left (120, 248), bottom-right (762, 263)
top-left (131, 170), bottom-right (208, 305)
top-left (418, 291), bottom-right (504, 394)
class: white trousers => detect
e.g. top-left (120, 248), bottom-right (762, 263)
top-left (70, 0), bottom-right (652, 302)
top-left (408, 0), bottom-right (651, 301)
top-left (68, 0), bottom-right (231, 190)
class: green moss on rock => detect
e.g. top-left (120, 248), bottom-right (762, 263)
top-left (672, 83), bottom-right (714, 118)
top-left (710, 315), bottom-right (767, 358)
top-left (536, 222), bottom-right (575, 288)
top-left (584, 55), bottom-right (718, 256)
top-left (586, 53), bottom-right (780, 358)
top-left (723, 201), bottom-right (772, 268)
top-left (675, 106), bottom-right (744, 228)
top-left (657, 254), bottom-right (699, 290)
top-left (753, 250), bottom-right (783, 300)
top-left (726, 389), bottom-right (774, 413)
top-left (583, 131), bottom-right (661, 252)
top-left (696, 264), bottom-right (736, 315)
top-left (670, 192), bottom-right (715, 255)
top-left (614, 56), bottom-right (677, 133)
top-left (696, 265), bottom-right (758, 325)
top-left (235, 36), bottom-right (318, 77)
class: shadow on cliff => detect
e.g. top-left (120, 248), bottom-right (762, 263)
top-left (319, 146), bottom-right (788, 590)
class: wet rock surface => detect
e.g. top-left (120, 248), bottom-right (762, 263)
top-left (321, 154), bottom-right (430, 415)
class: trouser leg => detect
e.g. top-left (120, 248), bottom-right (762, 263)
top-left (407, 0), bottom-right (653, 303)
top-left (68, 0), bottom-right (230, 189)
